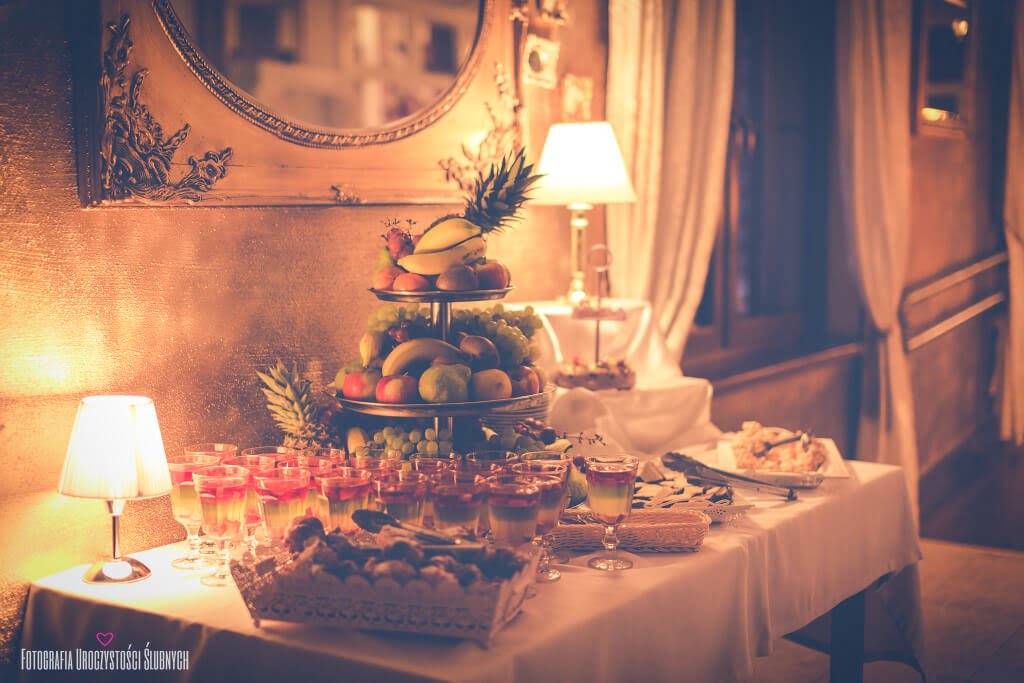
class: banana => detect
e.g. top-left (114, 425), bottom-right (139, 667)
top-left (381, 338), bottom-right (464, 376)
top-left (359, 331), bottom-right (386, 366)
top-left (398, 235), bottom-right (487, 275)
top-left (415, 217), bottom-right (482, 254)
top-left (346, 426), bottom-right (369, 454)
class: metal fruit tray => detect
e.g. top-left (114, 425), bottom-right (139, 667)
top-left (336, 385), bottom-right (555, 418)
top-left (369, 287), bottom-right (513, 304)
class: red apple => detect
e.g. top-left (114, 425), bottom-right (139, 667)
top-left (393, 272), bottom-right (433, 292)
top-left (375, 375), bottom-right (420, 403)
top-left (475, 261), bottom-right (511, 290)
top-left (507, 365), bottom-right (540, 397)
top-left (341, 369), bottom-right (382, 401)
top-left (373, 265), bottom-right (405, 290)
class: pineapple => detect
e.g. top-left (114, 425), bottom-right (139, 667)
top-left (257, 360), bottom-right (333, 448)
top-left (462, 147), bottom-right (542, 233)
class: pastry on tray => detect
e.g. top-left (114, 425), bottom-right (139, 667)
top-left (554, 357), bottom-right (636, 391)
top-left (730, 421), bottom-right (827, 473)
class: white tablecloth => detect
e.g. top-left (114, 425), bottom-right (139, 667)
top-left (20, 461), bottom-right (920, 683)
top-left (513, 299), bottom-right (719, 458)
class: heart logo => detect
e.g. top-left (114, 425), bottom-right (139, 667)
top-left (95, 632), bottom-right (114, 648)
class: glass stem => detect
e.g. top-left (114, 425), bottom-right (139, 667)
top-left (186, 523), bottom-right (202, 561)
top-left (217, 540), bottom-right (231, 579)
top-left (536, 536), bottom-right (551, 573)
top-left (603, 525), bottom-right (618, 554)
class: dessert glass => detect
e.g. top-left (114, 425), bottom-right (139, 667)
top-left (318, 468), bottom-right (374, 534)
top-left (584, 454), bottom-right (639, 571)
top-left (166, 453), bottom-right (220, 570)
top-left (192, 465), bottom-right (250, 586)
top-left (485, 475), bottom-right (541, 546)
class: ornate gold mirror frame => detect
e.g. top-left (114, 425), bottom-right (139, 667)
top-left (70, 0), bottom-right (518, 207)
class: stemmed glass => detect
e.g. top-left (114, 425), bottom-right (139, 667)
top-left (184, 442), bottom-right (238, 463)
top-left (252, 468), bottom-right (311, 547)
top-left (318, 467), bottom-right (374, 534)
top-left (432, 473), bottom-right (486, 535)
top-left (484, 475), bottom-right (541, 546)
top-left (192, 465), bottom-right (250, 586)
top-left (240, 446), bottom-right (301, 468)
top-left (375, 471), bottom-right (429, 525)
top-left (226, 453), bottom-right (279, 559)
top-left (584, 454), bottom-right (639, 571)
top-left (512, 461), bottom-right (570, 581)
top-left (166, 454), bottom-right (220, 570)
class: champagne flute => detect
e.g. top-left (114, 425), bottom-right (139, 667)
top-left (166, 454), bottom-right (220, 570)
top-left (584, 454), bottom-right (639, 571)
top-left (511, 461), bottom-right (570, 581)
top-left (192, 465), bottom-right (250, 587)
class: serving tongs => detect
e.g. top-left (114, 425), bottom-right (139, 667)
top-left (661, 452), bottom-right (798, 501)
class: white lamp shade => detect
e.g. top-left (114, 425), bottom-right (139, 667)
top-left (532, 121), bottom-right (637, 206)
top-left (58, 395), bottom-right (171, 499)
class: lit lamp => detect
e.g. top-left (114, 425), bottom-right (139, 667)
top-left (58, 395), bottom-right (171, 583)
top-left (532, 121), bottom-right (636, 304)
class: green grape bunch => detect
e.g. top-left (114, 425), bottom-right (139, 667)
top-left (452, 305), bottom-right (543, 369)
top-left (350, 423), bottom-right (455, 462)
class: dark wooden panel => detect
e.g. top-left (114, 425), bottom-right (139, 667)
top-left (712, 349), bottom-right (862, 457)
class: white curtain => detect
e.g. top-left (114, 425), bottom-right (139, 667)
top-left (606, 0), bottom-right (735, 360)
top-left (997, 3), bottom-right (1024, 444)
top-left (835, 0), bottom-right (919, 517)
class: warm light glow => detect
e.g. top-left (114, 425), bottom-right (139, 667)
top-left (532, 122), bottom-right (637, 206)
top-left (0, 323), bottom-right (112, 396)
top-left (921, 107), bottom-right (956, 123)
top-left (101, 560), bottom-right (133, 580)
top-left (58, 396), bottom-right (171, 500)
top-left (951, 19), bottom-right (969, 39)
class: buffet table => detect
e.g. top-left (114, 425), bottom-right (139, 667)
top-left (20, 461), bottom-right (919, 683)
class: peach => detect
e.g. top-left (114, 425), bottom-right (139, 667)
top-left (373, 265), bottom-right (405, 290)
top-left (393, 272), bottom-right (433, 292)
top-left (375, 375), bottom-right (420, 403)
top-left (475, 261), bottom-right (511, 290)
top-left (341, 369), bottom-right (382, 401)
top-left (507, 366), bottom-right (540, 397)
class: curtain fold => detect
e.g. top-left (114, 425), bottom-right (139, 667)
top-left (606, 0), bottom-right (734, 360)
top-left (835, 0), bottom-right (920, 517)
top-left (998, 2), bottom-right (1024, 444)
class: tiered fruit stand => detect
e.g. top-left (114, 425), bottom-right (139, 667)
top-left (335, 287), bottom-right (552, 435)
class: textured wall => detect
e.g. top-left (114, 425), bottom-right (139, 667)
top-left (0, 0), bottom-right (602, 665)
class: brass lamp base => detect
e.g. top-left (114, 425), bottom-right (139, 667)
top-left (82, 556), bottom-right (152, 584)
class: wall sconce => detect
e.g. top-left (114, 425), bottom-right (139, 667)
top-left (532, 122), bottom-right (636, 304)
top-left (58, 395), bottom-right (171, 583)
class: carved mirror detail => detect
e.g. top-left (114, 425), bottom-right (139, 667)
top-left (99, 16), bottom-right (233, 205)
top-left (71, 0), bottom-right (518, 206)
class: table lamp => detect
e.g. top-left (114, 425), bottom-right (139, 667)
top-left (532, 121), bottom-right (636, 304)
top-left (58, 395), bottom-right (171, 583)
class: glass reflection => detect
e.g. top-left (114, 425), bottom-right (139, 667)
top-left (171, 0), bottom-right (480, 130)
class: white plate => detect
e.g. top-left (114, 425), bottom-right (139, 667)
top-left (712, 436), bottom-right (850, 485)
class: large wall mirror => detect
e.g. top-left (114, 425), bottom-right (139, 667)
top-left (71, 0), bottom-right (517, 206)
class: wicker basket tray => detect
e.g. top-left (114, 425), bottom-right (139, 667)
top-left (551, 508), bottom-right (711, 553)
top-left (231, 547), bottom-right (539, 644)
